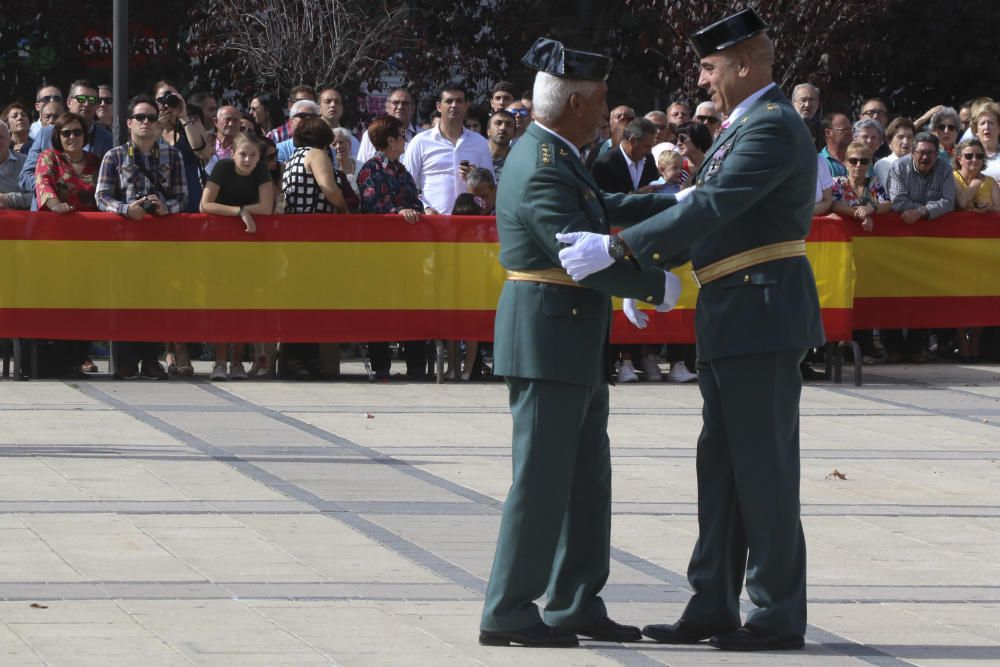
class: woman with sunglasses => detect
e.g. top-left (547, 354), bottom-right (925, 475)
top-left (34, 113), bottom-right (100, 215)
top-left (675, 121), bottom-right (713, 184)
top-left (831, 141), bottom-right (890, 232)
top-left (951, 138), bottom-right (997, 362)
top-left (953, 137), bottom-right (999, 213)
top-left (2, 103), bottom-right (31, 154)
top-left (32, 112), bottom-right (97, 378)
top-left (929, 107), bottom-right (961, 158)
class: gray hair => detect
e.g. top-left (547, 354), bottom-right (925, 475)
top-left (331, 127), bottom-right (353, 144)
top-left (792, 83), bottom-right (820, 99)
top-left (644, 110), bottom-right (667, 123)
top-left (531, 71), bottom-right (600, 122)
top-left (622, 118), bottom-right (657, 142)
top-left (929, 106), bottom-right (960, 131)
top-left (853, 118), bottom-right (884, 140)
top-left (466, 167), bottom-right (495, 190)
top-left (289, 99), bottom-right (320, 117)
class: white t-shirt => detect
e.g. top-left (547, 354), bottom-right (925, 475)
top-left (815, 153), bottom-right (833, 202)
top-left (401, 125), bottom-right (494, 214)
top-left (874, 154), bottom-right (900, 189)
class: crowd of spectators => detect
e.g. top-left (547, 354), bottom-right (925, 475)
top-left (2, 72), bottom-right (998, 381)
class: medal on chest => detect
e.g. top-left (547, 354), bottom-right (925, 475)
top-left (701, 141), bottom-right (733, 184)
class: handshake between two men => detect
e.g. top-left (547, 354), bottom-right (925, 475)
top-left (555, 230), bottom-right (682, 329)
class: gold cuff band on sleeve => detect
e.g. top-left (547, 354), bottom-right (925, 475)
top-left (691, 240), bottom-right (807, 288)
top-left (505, 268), bottom-right (582, 288)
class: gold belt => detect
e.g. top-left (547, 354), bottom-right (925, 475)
top-left (506, 268), bottom-right (582, 288)
top-left (691, 240), bottom-right (807, 288)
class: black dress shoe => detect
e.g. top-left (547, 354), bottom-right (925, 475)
top-left (709, 625), bottom-right (804, 651)
top-left (479, 622), bottom-right (579, 647)
top-left (642, 620), bottom-right (736, 644)
top-left (800, 362), bottom-right (826, 381)
top-left (562, 617), bottom-right (641, 642)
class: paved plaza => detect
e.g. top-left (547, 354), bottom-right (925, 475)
top-left (0, 359), bottom-right (997, 665)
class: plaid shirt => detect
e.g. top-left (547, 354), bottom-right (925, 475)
top-left (96, 142), bottom-right (187, 216)
top-left (886, 154), bottom-right (955, 220)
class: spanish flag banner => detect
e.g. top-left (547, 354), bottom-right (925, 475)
top-left (1, 211), bottom-right (993, 344)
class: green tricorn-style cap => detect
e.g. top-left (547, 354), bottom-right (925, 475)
top-left (521, 38), bottom-right (612, 81)
top-left (690, 7), bottom-right (768, 59)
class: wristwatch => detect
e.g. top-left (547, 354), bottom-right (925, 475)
top-left (608, 234), bottom-right (629, 260)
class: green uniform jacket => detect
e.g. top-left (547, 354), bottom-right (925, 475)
top-left (494, 123), bottom-right (674, 385)
top-left (619, 87), bottom-right (826, 361)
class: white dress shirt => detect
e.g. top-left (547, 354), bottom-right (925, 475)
top-left (402, 124), bottom-right (494, 214)
top-left (620, 145), bottom-right (646, 190)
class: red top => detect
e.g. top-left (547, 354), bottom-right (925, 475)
top-left (35, 149), bottom-right (101, 211)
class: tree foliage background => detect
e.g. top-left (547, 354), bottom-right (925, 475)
top-left (3, 0), bottom-right (1000, 125)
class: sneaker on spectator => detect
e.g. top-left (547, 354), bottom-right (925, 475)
top-left (639, 354), bottom-right (663, 381)
top-left (140, 362), bottom-right (168, 381)
top-left (210, 362), bottom-right (228, 381)
top-left (666, 361), bottom-right (698, 383)
top-left (617, 359), bottom-right (639, 383)
top-left (229, 362), bottom-right (247, 380)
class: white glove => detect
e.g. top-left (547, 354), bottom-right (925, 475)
top-left (622, 298), bottom-right (649, 329)
top-left (556, 231), bottom-right (614, 281)
top-left (656, 271), bottom-right (683, 312)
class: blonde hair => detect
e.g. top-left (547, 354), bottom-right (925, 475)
top-left (974, 102), bottom-right (1000, 130)
top-left (656, 150), bottom-right (683, 170)
top-left (845, 141), bottom-right (873, 160)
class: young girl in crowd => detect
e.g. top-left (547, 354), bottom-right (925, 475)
top-left (199, 131), bottom-right (275, 381)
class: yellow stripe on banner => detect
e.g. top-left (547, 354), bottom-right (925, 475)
top-left (622, 241), bottom-right (854, 310)
top-left (1, 241), bottom-right (508, 310)
top-left (853, 237), bottom-right (1000, 297)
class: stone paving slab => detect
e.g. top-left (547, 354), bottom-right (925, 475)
top-left (0, 361), bottom-right (997, 664)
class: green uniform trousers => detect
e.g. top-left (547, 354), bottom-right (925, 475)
top-left (680, 350), bottom-right (808, 637)
top-left (480, 377), bottom-right (612, 632)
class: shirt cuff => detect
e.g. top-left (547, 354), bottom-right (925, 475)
top-left (675, 186), bottom-right (695, 202)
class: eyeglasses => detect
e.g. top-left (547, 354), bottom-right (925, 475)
top-left (509, 108), bottom-right (529, 118)
top-left (962, 152), bottom-right (986, 160)
top-left (696, 115), bottom-right (719, 124)
top-left (387, 99), bottom-right (411, 107)
top-left (59, 128), bottom-right (85, 138)
top-left (72, 95), bottom-right (99, 105)
top-left (98, 96), bottom-right (113, 105)
top-left (936, 124), bottom-right (957, 132)
top-left (37, 94), bottom-right (63, 103)
top-left (292, 112), bottom-right (317, 119)
top-left (913, 149), bottom-right (937, 157)
top-left (861, 109), bottom-right (887, 117)
top-left (847, 157), bottom-right (870, 166)
top-left (677, 133), bottom-right (689, 143)
top-left (831, 127), bottom-right (853, 133)
top-left (129, 113), bottom-right (158, 124)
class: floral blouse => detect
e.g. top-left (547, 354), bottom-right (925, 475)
top-left (35, 149), bottom-right (101, 211)
top-left (357, 152), bottom-right (424, 214)
top-left (831, 175), bottom-right (889, 208)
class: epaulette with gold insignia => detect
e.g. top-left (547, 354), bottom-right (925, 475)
top-left (538, 142), bottom-right (554, 166)
top-left (766, 103), bottom-right (778, 111)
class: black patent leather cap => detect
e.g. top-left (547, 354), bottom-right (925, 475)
top-left (690, 7), bottom-right (768, 59)
top-left (521, 38), bottom-right (612, 81)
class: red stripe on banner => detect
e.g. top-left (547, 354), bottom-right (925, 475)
top-left (0, 308), bottom-right (498, 342)
top-left (819, 212), bottom-right (1000, 239)
top-left (853, 296), bottom-right (1000, 329)
top-left (0, 305), bottom-right (856, 346)
top-left (0, 212), bottom-right (500, 244)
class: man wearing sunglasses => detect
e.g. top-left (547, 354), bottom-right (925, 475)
top-left (505, 101), bottom-right (532, 140)
top-left (28, 84), bottom-right (63, 141)
top-left (95, 94), bottom-right (187, 381)
top-left (19, 79), bottom-right (114, 210)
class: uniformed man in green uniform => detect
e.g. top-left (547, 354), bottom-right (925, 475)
top-left (558, 9), bottom-right (825, 652)
top-left (478, 39), bottom-right (681, 648)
